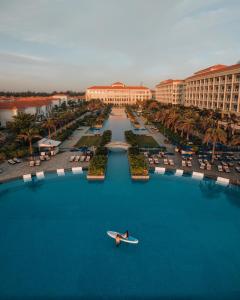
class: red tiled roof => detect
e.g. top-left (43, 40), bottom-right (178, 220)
top-left (0, 97), bottom-right (53, 109)
top-left (186, 64), bottom-right (240, 80)
top-left (194, 64), bottom-right (226, 75)
top-left (87, 82), bottom-right (149, 90)
top-left (156, 79), bottom-right (184, 86)
top-left (87, 85), bottom-right (149, 90)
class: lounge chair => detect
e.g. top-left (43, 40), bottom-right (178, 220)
top-left (29, 161), bottom-right (35, 167)
top-left (164, 159), bottom-right (168, 165)
top-left (69, 156), bottom-right (75, 162)
top-left (80, 156), bottom-right (85, 162)
top-left (223, 166), bottom-right (230, 173)
top-left (169, 159), bottom-right (174, 166)
top-left (75, 156), bottom-right (80, 162)
top-left (187, 161), bottom-right (192, 167)
top-left (200, 163), bottom-right (205, 169)
top-left (86, 156), bottom-right (90, 162)
top-left (8, 159), bottom-right (16, 165)
top-left (218, 165), bottom-right (223, 172)
top-left (45, 155), bottom-right (50, 161)
top-left (182, 160), bottom-right (186, 167)
top-left (40, 155), bottom-right (45, 161)
top-left (35, 160), bottom-right (41, 166)
top-left (13, 157), bottom-right (21, 163)
top-left (206, 164), bottom-right (211, 170)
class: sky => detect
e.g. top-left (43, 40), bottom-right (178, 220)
top-left (0, 0), bottom-right (239, 92)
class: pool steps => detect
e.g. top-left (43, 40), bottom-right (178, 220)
top-left (36, 171), bottom-right (45, 180)
top-left (57, 169), bottom-right (65, 176)
top-left (192, 172), bottom-right (204, 179)
top-left (155, 167), bottom-right (230, 186)
top-left (175, 169), bottom-right (183, 176)
top-left (23, 174), bottom-right (32, 182)
top-left (21, 167), bottom-right (231, 187)
top-left (216, 177), bottom-right (230, 186)
top-left (155, 167), bottom-right (165, 174)
top-left (72, 167), bottom-right (83, 174)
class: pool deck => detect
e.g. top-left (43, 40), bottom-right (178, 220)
top-left (0, 126), bottom-right (91, 183)
top-left (0, 151), bottom-right (90, 183)
top-left (135, 115), bottom-right (240, 185)
top-left (0, 115), bottom-right (240, 185)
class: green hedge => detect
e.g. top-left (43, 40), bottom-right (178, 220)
top-left (88, 155), bottom-right (107, 176)
top-left (128, 150), bottom-right (148, 176)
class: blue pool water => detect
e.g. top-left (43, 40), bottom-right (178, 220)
top-left (0, 109), bottom-right (240, 299)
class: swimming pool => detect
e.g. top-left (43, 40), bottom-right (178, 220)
top-left (0, 108), bottom-right (240, 299)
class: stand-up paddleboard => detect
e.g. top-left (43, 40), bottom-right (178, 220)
top-left (107, 231), bottom-right (139, 244)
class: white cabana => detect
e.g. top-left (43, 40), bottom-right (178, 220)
top-left (37, 138), bottom-right (61, 155)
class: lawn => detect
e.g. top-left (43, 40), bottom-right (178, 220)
top-left (136, 135), bottom-right (159, 148)
top-left (125, 131), bottom-right (159, 148)
top-left (75, 135), bottom-right (101, 147)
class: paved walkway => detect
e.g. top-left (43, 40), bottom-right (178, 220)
top-left (60, 126), bottom-right (89, 149)
top-left (135, 115), bottom-right (175, 152)
top-left (0, 151), bottom-right (89, 182)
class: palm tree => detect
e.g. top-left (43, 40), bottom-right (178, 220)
top-left (8, 112), bottom-right (35, 134)
top-left (178, 118), bottom-right (195, 140)
top-left (231, 135), bottom-right (240, 146)
top-left (203, 123), bottom-right (227, 163)
top-left (42, 118), bottom-right (55, 139)
top-left (17, 127), bottom-right (41, 157)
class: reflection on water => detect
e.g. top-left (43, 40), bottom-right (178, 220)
top-left (199, 180), bottom-right (240, 208)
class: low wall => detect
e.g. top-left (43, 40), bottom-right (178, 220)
top-left (87, 175), bottom-right (105, 181)
top-left (131, 175), bottom-right (149, 181)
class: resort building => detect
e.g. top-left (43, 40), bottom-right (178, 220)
top-left (155, 79), bottom-right (185, 105)
top-left (185, 64), bottom-right (240, 114)
top-left (86, 82), bottom-right (151, 105)
top-left (0, 97), bottom-right (57, 127)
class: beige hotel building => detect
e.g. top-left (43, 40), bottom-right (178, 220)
top-left (86, 82), bottom-right (152, 105)
top-left (155, 79), bottom-right (185, 105)
top-left (185, 64), bottom-right (240, 114)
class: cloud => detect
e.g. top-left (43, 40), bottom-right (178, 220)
top-left (0, 52), bottom-right (49, 64)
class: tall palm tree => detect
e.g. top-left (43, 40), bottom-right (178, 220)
top-left (178, 118), bottom-right (195, 140)
top-left (231, 135), bottom-right (240, 146)
top-left (17, 127), bottom-right (41, 157)
top-left (42, 118), bottom-right (55, 139)
top-left (203, 123), bottom-right (227, 162)
top-left (8, 112), bottom-right (35, 134)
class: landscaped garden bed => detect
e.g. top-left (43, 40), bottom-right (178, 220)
top-left (75, 135), bottom-right (101, 147)
top-left (87, 130), bottom-right (112, 180)
top-left (125, 130), bottom-right (159, 148)
top-left (125, 106), bottom-right (141, 128)
top-left (127, 147), bottom-right (149, 180)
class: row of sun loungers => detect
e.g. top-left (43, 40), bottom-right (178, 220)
top-left (182, 160), bottom-right (192, 167)
top-left (164, 158), bottom-right (174, 166)
top-left (198, 159), bottom-right (211, 170)
top-left (29, 160), bottom-right (41, 167)
top-left (8, 158), bottom-right (22, 165)
top-left (69, 155), bottom-right (91, 162)
top-left (148, 157), bottom-right (159, 164)
top-left (217, 165), bottom-right (230, 173)
top-left (40, 155), bottom-right (50, 161)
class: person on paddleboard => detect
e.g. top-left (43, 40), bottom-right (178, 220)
top-left (115, 230), bottom-right (129, 246)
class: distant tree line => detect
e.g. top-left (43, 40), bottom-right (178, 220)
top-left (0, 90), bottom-right (85, 97)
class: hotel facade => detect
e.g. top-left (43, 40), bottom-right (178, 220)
top-left (155, 79), bottom-right (185, 105)
top-left (185, 64), bottom-right (240, 114)
top-left (86, 82), bottom-right (152, 105)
